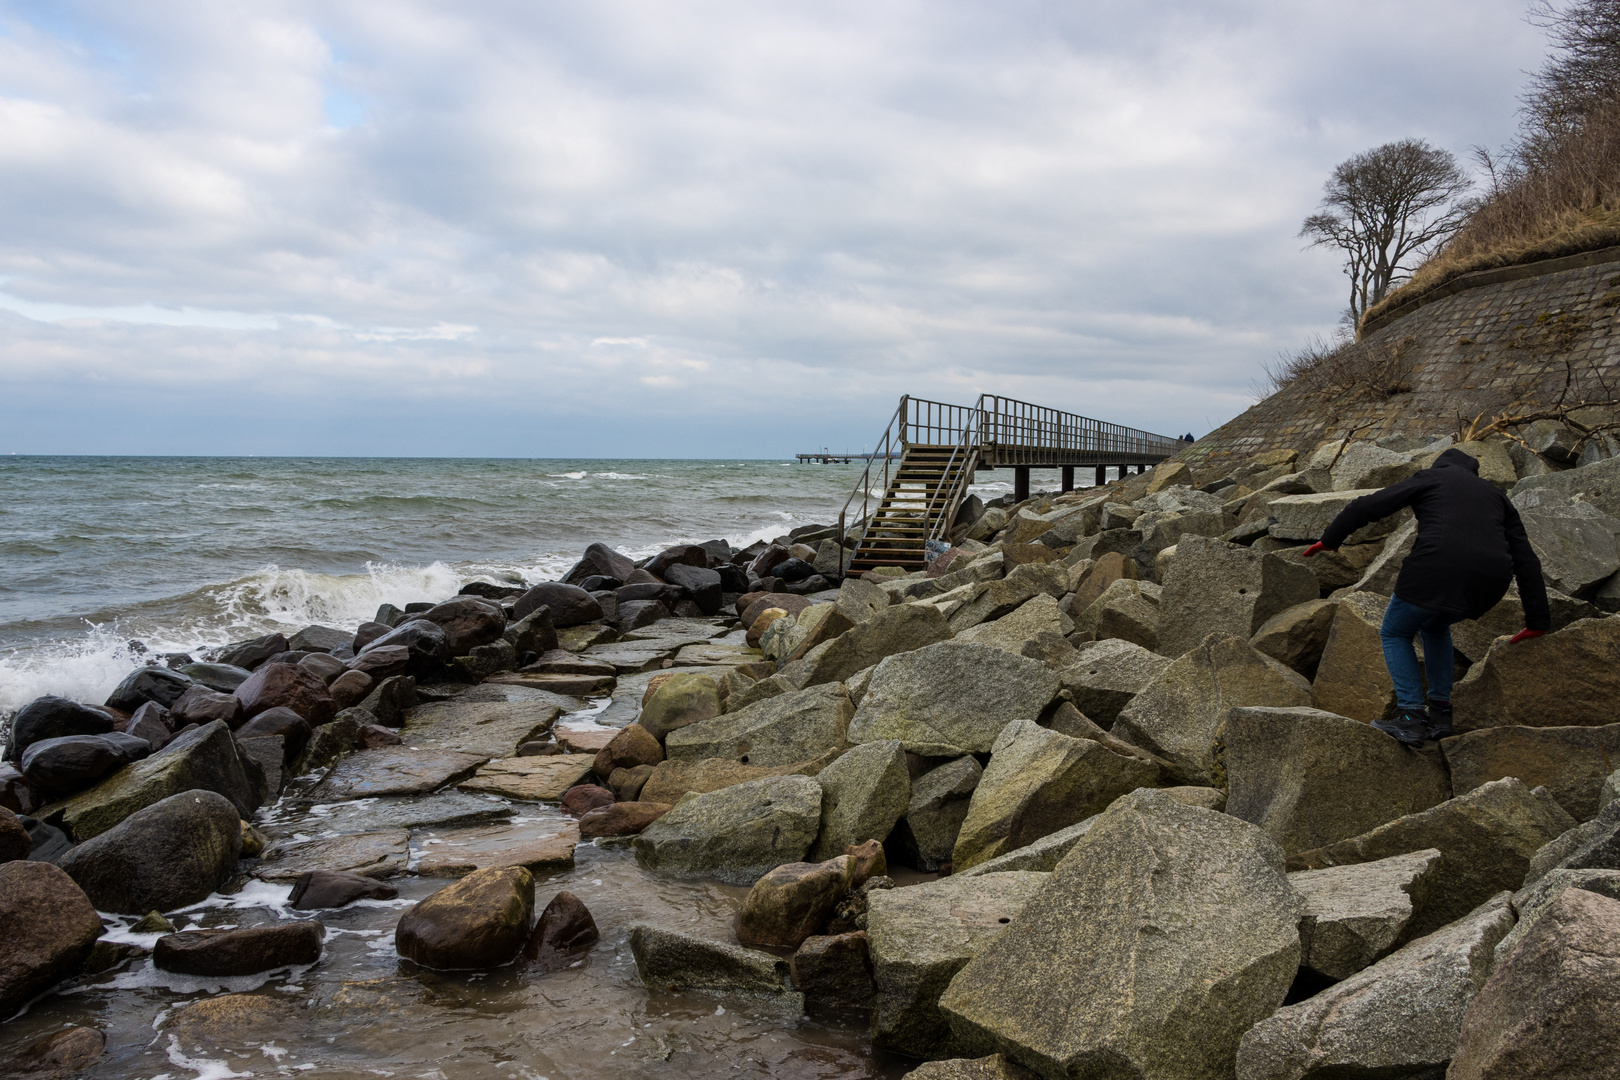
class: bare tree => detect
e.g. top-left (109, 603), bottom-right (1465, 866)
top-left (1521, 0), bottom-right (1620, 160)
top-left (1300, 139), bottom-right (1473, 331)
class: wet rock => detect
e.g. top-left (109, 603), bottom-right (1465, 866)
top-left (667, 683), bottom-right (854, 767)
top-left (1449, 888), bottom-right (1620, 1079)
top-left (256, 830), bottom-right (410, 881)
top-left (1223, 706), bottom-right (1452, 854)
top-left (47, 720), bottom-right (260, 840)
top-left (306, 747), bottom-right (488, 800)
top-left (1237, 892), bottom-right (1514, 1080)
top-left (792, 931), bottom-right (874, 1006)
top-left (5, 696), bottom-right (114, 763)
top-left (413, 822), bottom-right (578, 878)
top-left (559, 784), bottom-right (614, 816)
top-left (868, 871), bottom-right (1050, 1058)
top-left (457, 756), bottom-right (594, 801)
top-left (1453, 617), bottom-right (1620, 731)
top-left (105, 666), bottom-right (194, 713)
top-left (290, 709), bottom-right (361, 774)
top-left (901, 1055), bottom-right (1037, 1080)
top-left (1290, 849), bottom-right (1444, 980)
top-left (525, 889), bottom-right (599, 972)
top-left (563, 542), bottom-right (637, 587)
top-left (396, 865), bottom-right (535, 970)
top-left (400, 700), bottom-right (559, 758)
top-left (353, 622), bottom-right (391, 653)
top-left (413, 597), bottom-right (506, 656)
top-left (20, 733), bottom-right (148, 794)
top-left (664, 563), bottom-right (724, 615)
top-left (1157, 536), bottom-right (1320, 658)
top-left (176, 662), bottom-right (254, 694)
top-left (212, 633), bottom-right (289, 671)
top-left (8, 1025), bottom-right (106, 1079)
top-left (952, 719), bottom-right (1159, 871)
top-left (58, 790), bottom-right (241, 913)
top-left (849, 642), bottom-right (1061, 757)
top-left (592, 723), bottom-right (662, 777)
top-left (892, 756), bottom-right (981, 872)
top-left (0, 862), bottom-right (103, 1018)
top-left (1112, 633), bottom-right (1312, 787)
top-left (1445, 723), bottom-right (1620, 821)
top-left (0, 807), bottom-right (29, 863)
top-left (1056, 639), bottom-right (1172, 727)
top-left (0, 767), bottom-right (39, 816)
top-left (355, 723), bottom-right (401, 749)
top-left (154, 922), bottom-right (325, 976)
top-left (236, 737), bottom-right (284, 803)
top-left (345, 644), bottom-right (411, 681)
top-left (356, 674), bottom-right (415, 727)
top-left (736, 855), bottom-right (856, 949)
top-left (1289, 777), bottom-right (1575, 938)
top-left (1310, 591), bottom-right (1398, 723)
top-left (169, 684), bottom-right (246, 729)
top-left (502, 605), bottom-right (559, 658)
top-left (578, 801), bottom-right (672, 837)
top-left (1249, 599), bottom-right (1338, 678)
top-left (634, 774), bottom-right (823, 884)
top-left (236, 706), bottom-right (311, 758)
top-left (289, 869), bottom-right (399, 910)
top-left (629, 923), bottom-right (794, 995)
top-left (940, 791), bottom-right (1301, 1079)
top-left (513, 583), bottom-right (601, 627)
top-left (608, 764), bottom-right (655, 800)
top-left (798, 603), bottom-right (955, 687)
top-left (233, 662), bottom-right (336, 726)
top-left (358, 620), bottom-right (452, 676)
top-left (810, 739), bottom-right (910, 861)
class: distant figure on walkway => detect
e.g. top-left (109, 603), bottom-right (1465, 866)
top-left (1304, 447), bottom-right (1549, 745)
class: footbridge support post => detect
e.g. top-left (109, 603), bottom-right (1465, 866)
top-left (1014, 466), bottom-right (1030, 502)
top-left (1061, 466), bottom-right (1074, 493)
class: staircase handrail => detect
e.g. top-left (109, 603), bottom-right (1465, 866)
top-left (837, 394), bottom-right (908, 556)
top-left (926, 399), bottom-right (983, 545)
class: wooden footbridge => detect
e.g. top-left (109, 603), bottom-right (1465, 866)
top-left (837, 395), bottom-right (1185, 574)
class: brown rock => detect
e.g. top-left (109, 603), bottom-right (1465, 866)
top-left (356, 723), bottom-right (402, 750)
top-left (559, 784), bottom-right (615, 816)
top-left (592, 723), bottom-right (663, 777)
top-left (0, 763), bottom-right (40, 816)
top-left (395, 865), bottom-right (535, 970)
top-left (1311, 592), bottom-right (1397, 723)
top-left (608, 765), bottom-right (655, 801)
top-left (1066, 552), bottom-right (1137, 616)
top-left (414, 597), bottom-right (506, 656)
top-left (1002, 542), bottom-right (1062, 571)
top-left (328, 668), bottom-right (374, 710)
top-left (163, 993), bottom-right (303, 1051)
top-left (1249, 598), bottom-right (1339, 679)
top-left (735, 855), bottom-right (856, 949)
top-left (0, 806), bottom-right (29, 863)
top-left (792, 930), bottom-right (874, 1005)
top-left (345, 644), bottom-right (410, 681)
top-left (8, 1026), bottom-right (106, 1080)
top-left (414, 823), bottom-right (578, 878)
top-left (1444, 724), bottom-right (1620, 821)
top-left (525, 890), bottom-right (599, 972)
top-left (845, 838), bottom-right (886, 885)
top-left (169, 685), bottom-right (246, 729)
top-left (0, 862), bottom-right (103, 1018)
top-left (288, 869), bottom-right (398, 910)
top-left (233, 662), bottom-right (336, 726)
top-left (578, 801), bottom-right (673, 838)
top-left (1454, 617), bottom-right (1620, 731)
top-left (638, 752), bottom-right (837, 803)
top-left (154, 923), bottom-right (325, 976)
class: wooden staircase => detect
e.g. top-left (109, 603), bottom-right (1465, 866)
top-left (845, 444), bottom-right (975, 574)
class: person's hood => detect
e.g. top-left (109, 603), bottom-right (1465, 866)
top-left (1433, 447), bottom-right (1481, 474)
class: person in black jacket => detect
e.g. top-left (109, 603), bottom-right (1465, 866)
top-left (1304, 447), bottom-right (1550, 745)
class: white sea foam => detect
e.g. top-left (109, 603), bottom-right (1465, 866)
top-left (211, 561), bottom-right (464, 632)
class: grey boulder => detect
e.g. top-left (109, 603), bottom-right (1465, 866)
top-left (1056, 639), bottom-right (1171, 727)
top-left (633, 774), bottom-right (823, 884)
top-left (1289, 848), bottom-right (1443, 979)
top-left (809, 739), bottom-right (910, 861)
top-left (58, 790), bottom-right (242, 913)
top-left (665, 683), bottom-right (853, 768)
top-left (1156, 536), bottom-right (1320, 659)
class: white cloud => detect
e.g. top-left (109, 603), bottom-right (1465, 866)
top-left (0, 0), bottom-right (1549, 454)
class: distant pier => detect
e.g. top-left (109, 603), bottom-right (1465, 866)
top-left (796, 451), bottom-right (897, 464)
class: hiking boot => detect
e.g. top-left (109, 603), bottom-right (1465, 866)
top-left (1372, 709), bottom-right (1430, 747)
top-left (1425, 700), bottom-right (1455, 740)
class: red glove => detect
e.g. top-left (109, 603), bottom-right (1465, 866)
top-left (1302, 542), bottom-right (1336, 558)
top-left (1509, 629), bottom-right (1545, 644)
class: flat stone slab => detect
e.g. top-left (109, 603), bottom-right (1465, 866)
top-left (596, 671), bottom-right (664, 727)
top-left (256, 829), bottom-right (410, 881)
top-left (620, 617), bottom-right (729, 642)
top-left (493, 673), bottom-right (615, 696)
top-left (451, 681), bottom-right (585, 712)
top-left (411, 821), bottom-right (579, 877)
top-left (458, 755), bottom-right (596, 801)
top-left (554, 727), bottom-right (617, 754)
top-left (581, 643), bottom-right (681, 673)
top-left (306, 748), bottom-right (489, 800)
top-left (673, 643), bottom-right (762, 666)
top-left (263, 791), bottom-right (513, 840)
top-left (400, 701), bottom-right (561, 758)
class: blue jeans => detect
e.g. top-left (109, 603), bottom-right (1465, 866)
top-left (1380, 595), bottom-right (1459, 713)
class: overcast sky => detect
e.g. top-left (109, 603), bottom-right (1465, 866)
top-left (0, 1), bottom-right (1549, 457)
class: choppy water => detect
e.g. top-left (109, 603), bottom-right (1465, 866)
top-left (0, 456), bottom-right (1016, 714)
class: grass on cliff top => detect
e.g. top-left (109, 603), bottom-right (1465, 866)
top-left (1366, 103), bottom-right (1620, 324)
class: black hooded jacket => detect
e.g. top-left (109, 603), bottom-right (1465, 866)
top-left (1320, 448), bottom-right (1550, 630)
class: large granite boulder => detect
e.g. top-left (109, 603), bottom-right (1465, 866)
top-left (20, 733), bottom-right (149, 795)
top-left (1223, 706), bottom-right (1452, 854)
top-left (1444, 723), bottom-right (1620, 821)
top-left (45, 720), bottom-right (260, 841)
top-left (735, 855), bottom-right (855, 949)
top-left (809, 739), bottom-right (910, 861)
top-left (1453, 618), bottom-right (1620, 730)
top-left (867, 871), bottom-right (1050, 1058)
top-left (1249, 599), bottom-right (1338, 679)
top-left (848, 642), bottom-right (1061, 757)
top-left (233, 662), bottom-right (336, 726)
top-left (940, 791), bottom-right (1301, 1080)
top-left (1289, 849), bottom-right (1443, 979)
top-left (1157, 536), bottom-right (1320, 658)
top-left (1065, 551), bottom-right (1138, 615)
top-left (1309, 591), bottom-right (1399, 724)
top-left (562, 542), bottom-right (636, 586)
top-left (1523, 799), bottom-right (1620, 884)
top-left (1450, 887), bottom-right (1620, 1079)
top-left (1236, 892), bottom-right (1515, 1080)
top-left (169, 684), bottom-right (246, 729)
top-left (797, 603), bottom-right (954, 686)
top-left (1112, 633), bottom-right (1312, 787)
top-left (1068, 578), bottom-right (1160, 651)
top-left (105, 666), bottom-right (194, 712)
top-left (665, 683), bottom-right (853, 767)
top-left (1289, 777), bottom-right (1576, 938)
top-left (891, 756), bottom-right (982, 872)
top-left (1328, 440), bottom-right (1418, 491)
top-left (1268, 490), bottom-right (1408, 543)
top-left (638, 672), bottom-right (721, 741)
top-left (395, 865), bottom-right (534, 970)
top-left (1509, 453), bottom-right (1620, 515)
top-left (637, 753), bottom-right (835, 804)
top-left (633, 774), bottom-right (823, 884)
top-left (0, 861), bottom-right (103, 1019)
top-left (58, 790), bottom-right (242, 913)
top-left (413, 597), bottom-right (506, 656)
top-left (629, 924), bottom-right (794, 996)
top-left (1511, 497), bottom-right (1620, 595)
top-left (513, 582), bottom-right (601, 627)
top-left (4, 696), bottom-right (114, 763)
top-left (1056, 639), bottom-right (1171, 727)
top-left (154, 923), bottom-right (325, 976)
top-left (952, 719), bottom-right (1159, 871)
top-left (952, 595), bottom-right (1070, 657)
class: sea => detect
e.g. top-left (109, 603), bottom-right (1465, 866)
top-left (0, 456), bottom-right (1025, 715)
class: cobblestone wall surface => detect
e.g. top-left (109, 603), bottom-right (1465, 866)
top-left (1187, 256), bottom-right (1620, 467)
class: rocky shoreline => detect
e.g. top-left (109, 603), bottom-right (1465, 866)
top-left (4, 430), bottom-right (1620, 1079)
